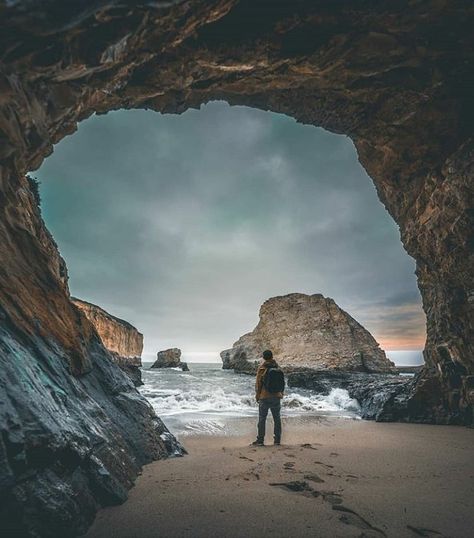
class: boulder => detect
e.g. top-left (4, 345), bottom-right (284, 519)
top-left (288, 368), bottom-right (461, 424)
top-left (152, 348), bottom-right (182, 369)
top-left (288, 370), bottom-right (409, 420)
top-left (221, 293), bottom-right (395, 374)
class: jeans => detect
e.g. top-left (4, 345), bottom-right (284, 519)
top-left (257, 397), bottom-right (282, 443)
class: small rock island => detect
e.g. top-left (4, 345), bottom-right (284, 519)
top-left (152, 348), bottom-right (189, 371)
top-left (221, 293), bottom-right (395, 374)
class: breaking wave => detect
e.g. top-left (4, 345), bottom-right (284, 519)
top-left (140, 363), bottom-right (360, 427)
top-left (141, 385), bottom-right (360, 417)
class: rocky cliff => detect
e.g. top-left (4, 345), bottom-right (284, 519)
top-left (221, 294), bottom-right (395, 374)
top-left (0, 173), bottom-right (183, 536)
top-left (72, 298), bottom-right (144, 385)
top-left (0, 2), bottom-right (473, 536)
top-left (72, 299), bottom-right (143, 359)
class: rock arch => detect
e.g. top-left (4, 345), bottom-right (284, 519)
top-left (0, 1), bottom-right (472, 535)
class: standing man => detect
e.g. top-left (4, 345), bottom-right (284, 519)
top-left (252, 350), bottom-right (285, 446)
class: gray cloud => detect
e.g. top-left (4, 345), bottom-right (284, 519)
top-left (36, 101), bottom-right (425, 358)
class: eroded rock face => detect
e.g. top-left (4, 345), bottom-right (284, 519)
top-left (0, 171), bottom-right (185, 537)
top-left (151, 348), bottom-right (182, 369)
top-left (0, 1), bottom-right (473, 535)
top-left (72, 298), bottom-right (143, 359)
top-left (221, 294), bottom-right (395, 374)
top-left (72, 298), bottom-right (144, 385)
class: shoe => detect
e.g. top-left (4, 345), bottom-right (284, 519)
top-left (274, 441), bottom-right (281, 445)
top-left (251, 440), bottom-right (264, 446)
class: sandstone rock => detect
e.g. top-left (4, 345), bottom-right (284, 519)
top-left (72, 298), bottom-right (143, 358)
top-left (72, 298), bottom-right (144, 386)
top-left (221, 294), bottom-right (395, 374)
top-left (152, 348), bottom-right (183, 369)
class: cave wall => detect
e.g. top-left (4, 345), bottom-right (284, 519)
top-left (0, 0), bottom-right (473, 535)
top-left (0, 173), bottom-right (180, 536)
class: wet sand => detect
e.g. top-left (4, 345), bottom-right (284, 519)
top-left (85, 418), bottom-right (474, 538)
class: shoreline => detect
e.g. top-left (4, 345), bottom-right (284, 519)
top-left (85, 418), bottom-right (474, 538)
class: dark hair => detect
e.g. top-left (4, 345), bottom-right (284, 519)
top-left (262, 350), bottom-right (273, 360)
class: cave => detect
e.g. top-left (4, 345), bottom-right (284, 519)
top-left (0, 1), bottom-right (473, 536)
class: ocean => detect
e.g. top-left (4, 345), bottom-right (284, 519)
top-left (140, 362), bottom-right (361, 437)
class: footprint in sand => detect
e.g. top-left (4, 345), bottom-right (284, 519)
top-left (303, 473), bottom-right (325, 484)
top-left (240, 471), bottom-right (261, 482)
top-left (314, 461), bottom-right (335, 469)
top-left (345, 474), bottom-right (359, 482)
top-left (238, 455), bottom-right (254, 462)
top-left (269, 480), bottom-right (314, 494)
top-left (321, 491), bottom-right (343, 505)
top-left (270, 480), bottom-right (343, 504)
top-left (283, 462), bottom-right (295, 470)
top-left (333, 505), bottom-right (386, 537)
top-left (300, 443), bottom-right (319, 450)
top-left (330, 452), bottom-right (339, 457)
top-left (407, 525), bottom-right (445, 537)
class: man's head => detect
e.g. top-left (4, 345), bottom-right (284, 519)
top-left (262, 349), bottom-right (273, 361)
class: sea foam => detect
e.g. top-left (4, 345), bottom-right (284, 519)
top-left (140, 364), bottom-right (360, 425)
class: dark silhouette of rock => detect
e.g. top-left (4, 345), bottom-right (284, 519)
top-left (180, 362), bottom-right (190, 372)
top-left (72, 298), bottom-right (144, 386)
top-left (288, 370), bottom-right (461, 424)
top-left (111, 353), bottom-right (143, 387)
top-left (0, 2), bottom-right (473, 535)
top-left (395, 366), bottom-right (424, 375)
top-left (221, 294), bottom-right (395, 374)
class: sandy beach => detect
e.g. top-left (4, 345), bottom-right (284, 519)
top-left (85, 418), bottom-right (474, 538)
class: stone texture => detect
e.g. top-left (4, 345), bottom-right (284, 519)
top-left (0, 168), bottom-right (184, 536)
top-left (151, 348), bottom-right (183, 369)
top-left (72, 298), bottom-right (144, 385)
top-left (72, 299), bottom-right (143, 359)
top-left (221, 293), bottom-right (395, 374)
top-left (288, 370), bottom-right (460, 424)
top-left (0, 1), bottom-right (473, 535)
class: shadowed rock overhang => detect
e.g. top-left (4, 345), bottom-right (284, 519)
top-left (0, 1), bottom-right (473, 536)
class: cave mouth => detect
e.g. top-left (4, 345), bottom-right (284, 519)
top-left (1, 3), bottom-right (473, 535)
top-left (34, 102), bottom-right (426, 364)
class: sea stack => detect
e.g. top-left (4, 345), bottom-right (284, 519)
top-left (152, 348), bottom-right (188, 370)
top-left (221, 293), bottom-right (395, 374)
top-left (72, 298), bottom-right (144, 385)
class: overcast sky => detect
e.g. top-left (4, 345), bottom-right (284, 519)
top-left (36, 101), bottom-right (425, 360)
